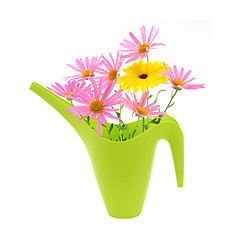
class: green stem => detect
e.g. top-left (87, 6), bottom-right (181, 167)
top-left (142, 117), bottom-right (145, 132)
top-left (118, 114), bottom-right (126, 125)
top-left (111, 107), bottom-right (130, 137)
top-left (69, 98), bottom-right (74, 106)
top-left (118, 117), bottom-right (130, 136)
top-left (146, 87), bottom-right (149, 126)
top-left (130, 116), bottom-right (140, 138)
top-left (119, 103), bottom-right (123, 141)
top-left (105, 124), bottom-right (112, 141)
top-left (119, 85), bottom-right (123, 141)
top-left (146, 52), bottom-right (149, 126)
top-left (157, 89), bottom-right (178, 124)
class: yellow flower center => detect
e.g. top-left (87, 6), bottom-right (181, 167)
top-left (64, 91), bottom-right (76, 96)
top-left (172, 79), bottom-right (185, 86)
top-left (89, 100), bottom-right (104, 113)
top-left (108, 69), bottom-right (118, 81)
top-left (134, 107), bottom-right (148, 116)
top-left (139, 73), bottom-right (148, 79)
top-left (138, 43), bottom-right (151, 53)
top-left (82, 69), bottom-right (94, 78)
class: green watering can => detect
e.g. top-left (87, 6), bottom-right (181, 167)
top-left (30, 82), bottom-right (184, 218)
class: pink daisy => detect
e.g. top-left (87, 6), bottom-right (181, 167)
top-left (47, 81), bottom-right (87, 99)
top-left (120, 26), bottom-right (165, 64)
top-left (162, 65), bottom-right (205, 90)
top-left (66, 79), bottom-right (123, 136)
top-left (97, 51), bottom-right (124, 88)
top-left (121, 91), bottom-right (168, 118)
top-left (65, 56), bottom-right (103, 82)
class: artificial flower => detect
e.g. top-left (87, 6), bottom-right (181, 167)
top-left (120, 26), bottom-right (165, 64)
top-left (121, 91), bottom-right (168, 118)
top-left (65, 56), bottom-right (103, 82)
top-left (47, 81), bottom-right (87, 99)
top-left (162, 65), bottom-right (205, 90)
top-left (117, 59), bottom-right (170, 93)
top-left (66, 79), bottom-right (122, 136)
top-left (98, 51), bottom-right (124, 87)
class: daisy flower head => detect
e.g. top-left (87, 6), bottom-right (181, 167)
top-left (162, 65), bottom-right (205, 90)
top-left (66, 79), bottom-right (123, 136)
top-left (117, 59), bottom-right (170, 93)
top-left (98, 51), bottom-right (124, 88)
top-left (120, 26), bottom-right (165, 64)
top-left (65, 56), bottom-right (103, 82)
top-left (47, 81), bottom-right (87, 100)
top-left (121, 91), bottom-right (168, 119)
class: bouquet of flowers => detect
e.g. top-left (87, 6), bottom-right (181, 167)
top-left (47, 26), bottom-right (204, 141)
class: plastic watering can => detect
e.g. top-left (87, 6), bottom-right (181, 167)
top-left (30, 82), bottom-right (184, 218)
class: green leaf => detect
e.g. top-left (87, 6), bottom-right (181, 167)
top-left (116, 112), bottom-right (120, 118)
top-left (124, 124), bottom-right (129, 132)
top-left (109, 123), bottom-right (114, 133)
top-left (149, 118), bottom-right (158, 124)
top-left (102, 123), bottom-right (105, 127)
top-left (131, 129), bottom-right (137, 138)
top-left (118, 133), bottom-right (124, 141)
top-left (121, 124), bottom-right (129, 131)
top-left (147, 94), bottom-right (153, 100)
top-left (154, 89), bottom-right (166, 103)
top-left (87, 116), bottom-right (90, 125)
top-left (144, 124), bottom-right (148, 130)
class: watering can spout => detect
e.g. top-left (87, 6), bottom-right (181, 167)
top-left (29, 82), bottom-right (95, 143)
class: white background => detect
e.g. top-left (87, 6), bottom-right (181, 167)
top-left (0, 0), bottom-right (227, 239)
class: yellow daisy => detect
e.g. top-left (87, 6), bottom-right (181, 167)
top-left (117, 60), bottom-right (170, 92)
